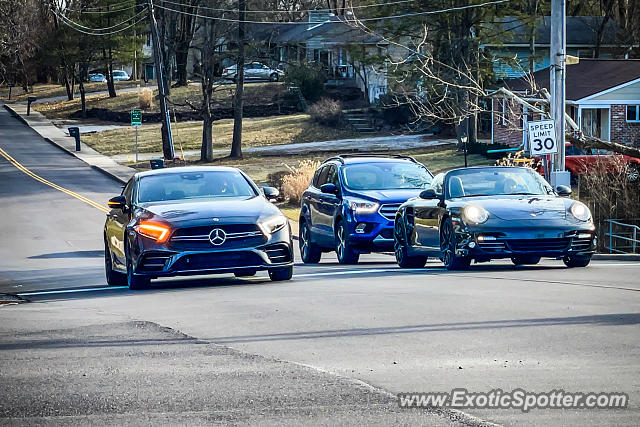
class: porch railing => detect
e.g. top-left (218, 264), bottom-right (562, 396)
top-left (605, 219), bottom-right (640, 254)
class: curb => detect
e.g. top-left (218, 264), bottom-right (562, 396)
top-left (592, 253), bottom-right (640, 261)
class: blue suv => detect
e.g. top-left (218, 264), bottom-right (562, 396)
top-left (299, 154), bottom-right (434, 264)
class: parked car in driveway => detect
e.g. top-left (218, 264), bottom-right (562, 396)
top-left (393, 166), bottom-right (596, 270)
top-left (112, 70), bottom-right (130, 81)
top-left (222, 62), bottom-right (284, 82)
top-left (299, 154), bottom-right (434, 264)
top-left (88, 73), bottom-right (107, 82)
top-left (536, 143), bottom-right (640, 183)
top-left (104, 166), bottom-right (293, 290)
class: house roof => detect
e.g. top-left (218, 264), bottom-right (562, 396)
top-left (502, 59), bottom-right (640, 101)
top-left (272, 16), bottom-right (386, 46)
top-left (484, 16), bottom-right (624, 46)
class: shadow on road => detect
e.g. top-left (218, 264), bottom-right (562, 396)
top-left (29, 250), bottom-right (104, 259)
top-left (205, 313), bottom-right (640, 344)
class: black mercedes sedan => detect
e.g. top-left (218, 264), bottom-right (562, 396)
top-left (104, 166), bottom-right (293, 289)
top-left (393, 166), bottom-right (596, 270)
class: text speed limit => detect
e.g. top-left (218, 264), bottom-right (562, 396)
top-left (527, 119), bottom-right (558, 155)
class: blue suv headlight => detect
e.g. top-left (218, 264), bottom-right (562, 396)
top-left (347, 198), bottom-right (379, 214)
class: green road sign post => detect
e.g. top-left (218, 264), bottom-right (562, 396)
top-left (131, 110), bottom-right (142, 166)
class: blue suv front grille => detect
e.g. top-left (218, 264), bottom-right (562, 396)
top-left (379, 203), bottom-right (402, 220)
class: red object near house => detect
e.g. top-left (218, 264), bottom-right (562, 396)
top-left (535, 143), bottom-right (640, 183)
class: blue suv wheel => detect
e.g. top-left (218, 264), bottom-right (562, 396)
top-left (299, 154), bottom-right (434, 264)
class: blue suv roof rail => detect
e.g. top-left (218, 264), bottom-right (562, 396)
top-left (322, 153), bottom-right (418, 164)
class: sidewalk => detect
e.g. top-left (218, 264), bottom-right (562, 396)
top-left (111, 134), bottom-right (455, 162)
top-left (3, 103), bottom-right (134, 184)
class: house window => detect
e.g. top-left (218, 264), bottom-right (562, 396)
top-left (501, 99), bottom-right (506, 125)
top-left (626, 105), bottom-right (640, 122)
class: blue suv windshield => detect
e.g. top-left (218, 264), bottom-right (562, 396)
top-left (341, 162), bottom-right (433, 191)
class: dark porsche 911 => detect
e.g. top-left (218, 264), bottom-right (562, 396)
top-left (393, 166), bottom-right (596, 270)
top-left (104, 166), bottom-right (293, 289)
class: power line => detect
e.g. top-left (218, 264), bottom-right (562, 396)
top-left (157, 0), bottom-right (419, 15)
top-left (54, 7), bottom-right (148, 31)
top-left (79, 0), bottom-right (138, 11)
top-left (63, 4), bottom-right (137, 15)
top-left (52, 9), bottom-right (148, 35)
top-left (153, 0), bottom-right (509, 25)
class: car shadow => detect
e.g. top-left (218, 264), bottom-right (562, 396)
top-left (29, 250), bottom-right (104, 259)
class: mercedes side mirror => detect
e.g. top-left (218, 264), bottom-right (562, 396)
top-left (320, 183), bottom-right (337, 194)
top-left (261, 186), bottom-right (279, 201)
top-left (108, 195), bottom-right (126, 210)
top-left (419, 188), bottom-right (439, 200)
top-left (556, 185), bottom-right (572, 197)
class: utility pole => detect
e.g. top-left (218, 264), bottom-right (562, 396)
top-left (230, 0), bottom-right (245, 159)
top-left (549, 0), bottom-right (570, 187)
top-left (147, 0), bottom-right (175, 160)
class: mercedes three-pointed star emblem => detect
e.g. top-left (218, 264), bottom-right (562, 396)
top-left (209, 228), bottom-right (226, 246)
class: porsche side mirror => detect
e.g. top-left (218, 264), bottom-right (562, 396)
top-left (108, 195), bottom-right (126, 210)
top-left (261, 186), bottom-right (279, 201)
top-left (320, 183), bottom-right (338, 194)
top-left (419, 188), bottom-right (439, 199)
top-left (556, 185), bottom-right (572, 197)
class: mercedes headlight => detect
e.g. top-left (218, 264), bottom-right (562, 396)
top-left (348, 199), bottom-right (379, 214)
top-left (258, 213), bottom-right (287, 235)
top-left (462, 205), bottom-right (489, 225)
top-left (569, 201), bottom-right (591, 222)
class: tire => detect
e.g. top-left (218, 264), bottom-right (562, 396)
top-left (234, 269), bottom-right (256, 277)
top-left (394, 217), bottom-right (427, 268)
top-left (335, 219), bottom-right (359, 264)
top-left (104, 243), bottom-right (126, 286)
top-left (269, 73), bottom-right (279, 82)
top-left (563, 255), bottom-right (591, 268)
top-left (627, 164), bottom-right (639, 183)
top-left (126, 247), bottom-right (150, 290)
top-left (511, 255), bottom-right (541, 266)
top-left (269, 266), bottom-right (293, 281)
top-left (299, 220), bottom-right (322, 264)
top-left (440, 218), bottom-right (471, 270)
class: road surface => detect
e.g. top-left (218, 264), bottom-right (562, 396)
top-left (1, 105), bottom-right (638, 426)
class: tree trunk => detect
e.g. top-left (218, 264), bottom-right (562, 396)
top-left (201, 114), bottom-right (214, 162)
top-left (175, 47), bottom-right (189, 87)
top-left (230, 0), bottom-right (245, 160)
top-left (106, 51), bottom-right (116, 98)
top-left (79, 79), bottom-right (87, 118)
top-left (63, 72), bottom-right (73, 100)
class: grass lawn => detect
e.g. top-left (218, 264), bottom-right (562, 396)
top-left (82, 114), bottom-right (363, 156)
top-left (0, 81), bottom-right (143, 102)
top-left (34, 82), bottom-right (286, 119)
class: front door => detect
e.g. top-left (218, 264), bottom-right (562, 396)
top-left (107, 179), bottom-right (134, 269)
top-left (315, 164), bottom-right (340, 244)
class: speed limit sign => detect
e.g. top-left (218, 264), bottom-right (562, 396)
top-left (527, 119), bottom-right (558, 155)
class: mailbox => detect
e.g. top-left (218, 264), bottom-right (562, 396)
top-left (150, 159), bottom-right (164, 169)
top-left (68, 127), bottom-right (81, 151)
top-left (26, 96), bottom-right (37, 116)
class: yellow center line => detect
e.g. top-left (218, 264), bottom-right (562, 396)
top-left (0, 146), bottom-right (109, 213)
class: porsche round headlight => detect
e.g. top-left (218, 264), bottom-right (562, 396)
top-left (462, 205), bottom-right (489, 225)
top-left (569, 202), bottom-right (591, 221)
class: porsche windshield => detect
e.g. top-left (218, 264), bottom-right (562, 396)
top-left (446, 167), bottom-right (553, 198)
top-left (137, 170), bottom-right (257, 203)
top-left (342, 162), bottom-right (433, 190)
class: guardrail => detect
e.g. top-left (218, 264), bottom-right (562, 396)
top-left (605, 219), bottom-right (640, 254)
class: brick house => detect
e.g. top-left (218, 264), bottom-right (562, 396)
top-left (490, 59), bottom-right (640, 149)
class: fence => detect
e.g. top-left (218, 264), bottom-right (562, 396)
top-left (605, 219), bottom-right (640, 254)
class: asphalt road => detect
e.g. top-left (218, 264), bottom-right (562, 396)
top-left (1, 105), bottom-right (639, 426)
